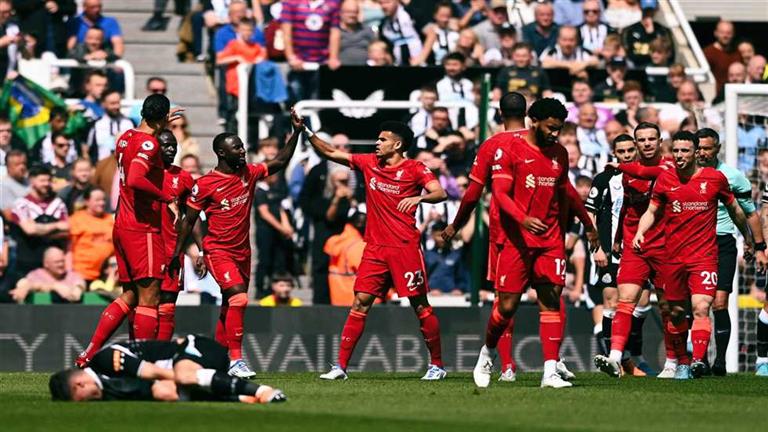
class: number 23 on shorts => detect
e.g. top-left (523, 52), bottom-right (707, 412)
top-left (404, 270), bottom-right (424, 291)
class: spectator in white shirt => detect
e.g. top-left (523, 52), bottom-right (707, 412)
top-left (435, 52), bottom-right (477, 137)
top-left (578, 0), bottom-right (613, 54)
top-left (85, 89), bottom-right (133, 161)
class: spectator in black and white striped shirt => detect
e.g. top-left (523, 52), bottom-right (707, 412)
top-left (578, 0), bottom-right (614, 54)
top-left (540, 25), bottom-right (599, 77)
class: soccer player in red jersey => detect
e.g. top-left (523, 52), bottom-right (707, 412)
top-left (169, 112), bottom-right (302, 379)
top-left (156, 129), bottom-right (196, 341)
top-left (305, 119), bottom-right (449, 381)
top-left (477, 98), bottom-right (598, 389)
top-left (76, 95), bottom-right (183, 367)
top-left (632, 131), bottom-right (754, 378)
top-left (443, 92), bottom-right (528, 382)
top-left (593, 122), bottom-right (682, 378)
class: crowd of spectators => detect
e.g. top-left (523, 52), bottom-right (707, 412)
top-left (1, 0), bottom-right (767, 307)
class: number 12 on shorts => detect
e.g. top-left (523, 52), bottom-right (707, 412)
top-left (555, 259), bottom-right (566, 277)
top-left (404, 270), bottom-right (424, 291)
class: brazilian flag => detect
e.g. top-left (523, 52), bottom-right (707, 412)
top-left (0, 75), bottom-right (88, 150)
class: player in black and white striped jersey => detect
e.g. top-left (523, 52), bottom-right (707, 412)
top-left (585, 134), bottom-right (654, 376)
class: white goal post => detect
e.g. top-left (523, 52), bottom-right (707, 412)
top-left (724, 83), bottom-right (768, 372)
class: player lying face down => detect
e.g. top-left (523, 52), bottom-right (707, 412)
top-left (50, 336), bottom-right (286, 404)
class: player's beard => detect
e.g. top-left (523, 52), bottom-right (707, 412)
top-left (535, 127), bottom-right (555, 147)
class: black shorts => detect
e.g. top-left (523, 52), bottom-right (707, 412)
top-left (586, 263), bottom-right (619, 308)
top-left (174, 335), bottom-right (230, 371)
top-left (717, 234), bottom-right (737, 292)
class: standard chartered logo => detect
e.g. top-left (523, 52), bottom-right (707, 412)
top-left (672, 200), bottom-right (682, 213)
top-left (525, 174), bottom-right (535, 189)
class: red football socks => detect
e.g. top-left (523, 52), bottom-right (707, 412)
top-left (226, 293), bottom-right (248, 360)
top-left (157, 303), bottom-right (176, 341)
top-left (610, 302), bottom-right (635, 353)
top-left (691, 317), bottom-right (712, 362)
top-left (134, 305), bottom-right (158, 339)
top-left (666, 316), bottom-right (691, 365)
top-left (497, 319), bottom-right (516, 372)
top-left (418, 307), bottom-right (443, 368)
top-left (80, 297), bottom-right (130, 361)
top-left (484, 304), bottom-right (511, 349)
top-left (215, 303), bottom-right (229, 347)
top-left (338, 310), bottom-right (367, 370)
top-left (559, 296), bottom-right (567, 340)
top-left (540, 310), bottom-right (562, 361)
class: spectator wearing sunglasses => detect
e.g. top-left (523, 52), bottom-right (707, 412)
top-left (128, 76), bottom-right (168, 125)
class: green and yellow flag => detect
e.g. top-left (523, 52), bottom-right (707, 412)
top-left (0, 75), bottom-right (88, 150)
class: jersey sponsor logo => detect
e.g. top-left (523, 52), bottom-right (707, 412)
top-left (494, 148), bottom-right (503, 161)
top-left (537, 176), bottom-right (557, 187)
top-left (141, 141), bottom-right (155, 151)
top-left (525, 174), bottom-right (536, 188)
top-left (221, 198), bottom-right (231, 211)
top-left (672, 200), bottom-right (682, 213)
top-left (369, 176), bottom-right (402, 195)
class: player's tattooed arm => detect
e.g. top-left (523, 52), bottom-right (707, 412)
top-left (632, 202), bottom-right (659, 251)
top-left (397, 180), bottom-right (447, 212)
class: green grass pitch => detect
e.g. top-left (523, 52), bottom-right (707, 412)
top-left (2, 372), bottom-right (764, 431)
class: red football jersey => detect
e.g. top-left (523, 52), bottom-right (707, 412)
top-left (651, 167), bottom-right (734, 261)
top-left (491, 140), bottom-right (569, 249)
top-left (114, 129), bottom-right (165, 233)
top-left (161, 165), bottom-right (195, 258)
top-left (187, 163), bottom-right (268, 255)
top-left (350, 154), bottom-right (437, 247)
top-left (469, 129), bottom-right (528, 245)
top-left (619, 157), bottom-right (675, 251)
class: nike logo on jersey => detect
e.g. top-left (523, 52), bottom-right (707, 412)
top-left (627, 179), bottom-right (636, 184)
top-left (216, 187), bottom-right (226, 192)
top-left (671, 187), bottom-right (680, 191)
top-left (524, 159), bottom-right (535, 164)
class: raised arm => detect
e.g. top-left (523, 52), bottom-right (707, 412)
top-left (608, 161), bottom-right (666, 180)
top-left (302, 119), bottom-right (352, 167)
top-left (265, 108), bottom-right (302, 175)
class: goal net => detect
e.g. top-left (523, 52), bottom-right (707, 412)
top-left (722, 83), bottom-right (768, 372)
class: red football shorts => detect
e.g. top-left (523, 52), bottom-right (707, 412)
top-left (495, 244), bottom-right (566, 293)
top-left (114, 229), bottom-right (165, 283)
top-left (161, 260), bottom-right (184, 293)
top-left (205, 252), bottom-right (250, 290)
top-left (355, 243), bottom-right (429, 298)
top-left (616, 246), bottom-right (667, 288)
top-left (663, 260), bottom-right (718, 301)
top-left (487, 242), bottom-right (505, 282)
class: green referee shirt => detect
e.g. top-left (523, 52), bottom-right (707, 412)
top-left (716, 160), bottom-right (756, 235)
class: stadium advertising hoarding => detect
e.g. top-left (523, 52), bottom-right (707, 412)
top-left (0, 305), bottom-right (665, 372)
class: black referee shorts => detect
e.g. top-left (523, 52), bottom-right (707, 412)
top-left (717, 234), bottom-right (738, 292)
top-left (174, 335), bottom-right (230, 371)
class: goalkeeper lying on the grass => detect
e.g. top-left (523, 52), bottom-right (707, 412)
top-left (49, 335), bottom-right (286, 403)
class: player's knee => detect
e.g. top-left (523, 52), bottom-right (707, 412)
top-left (692, 301), bottom-right (711, 318)
top-left (352, 293), bottom-right (375, 312)
top-left (227, 292), bottom-right (248, 307)
top-left (120, 290), bottom-right (137, 307)
top-left (152, 381), bottom-right (179, 401)
top-left (159, 291), bottom-right (178, 305)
